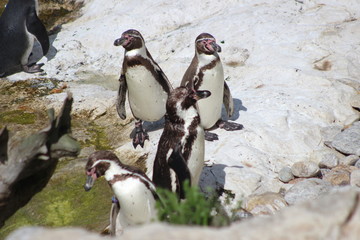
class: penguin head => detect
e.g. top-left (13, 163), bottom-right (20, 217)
top-left (84, 150), bottom-right (121, 191)
top-left (166, 87), bottom-right (211, 122)
top-left (114, 29), bottom-right (145, 51)
top-left (195, 33), bottom-right (222, 55)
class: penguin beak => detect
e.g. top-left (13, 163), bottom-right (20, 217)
top-left (84, 169), bottom-right (97, 191)
top-left (211, 41), bottom-right (222, 53)
top-left (114, 36), bottom-right (126, 47)
top-left (194, 90), bottom-right (211, 100)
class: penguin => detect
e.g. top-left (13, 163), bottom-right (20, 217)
top-left (152, 86), bottom-right (211, 199)
top-left (84, 150), bottom-right (158, 236)
top-left (114, 29), bottom-right (173, 148)
top-left (181, 33), bottom-right (243, 141)
top-left (0, 0), bottom-right (49, 76)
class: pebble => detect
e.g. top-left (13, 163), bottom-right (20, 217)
top-left (350, 169), bottom-right (360, 187)
top-left (319, 153), bottom-right (339, 169)
top-left (331, 122), bottom-right (360, 156)
top-left (322, 170), bottom-right (350, 186)
top-left (244, 192), bottom-right (287, 216)
top-left (278, 166), bottom-right (294, 183)
top-left (341, 155), bottom-right (360, 166)
top-left (284, 178), bottom-right (332, 205)
top-left (291, 161), bottom-right (320, 178)
top-left (355, 159), bottom-right (360, 168)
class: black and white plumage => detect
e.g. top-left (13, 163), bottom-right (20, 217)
top-left (0, 0), bottom-right (49, 76)
top-left (152, 86), bottom-right (210, 199)
top-left (114, 29), bottom-right (173, 148)
top-left (181, 33), bottom-right (243, 141)
top-left (84, 150), bottom-right (158, 235)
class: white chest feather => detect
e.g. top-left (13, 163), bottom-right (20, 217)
top-left (112, 178), bottom-right (157, 227)
top-left (125, 62), bottom-right (167, 121)
top-left (196, 56), bottom-right (224, 129)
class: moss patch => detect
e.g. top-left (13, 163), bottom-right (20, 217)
top-left (0, 110), bottom-right (36, 125)
top-left (81, 122), bottom-right (113, 151)
top-left (0, 160), bottom-right (113, 238)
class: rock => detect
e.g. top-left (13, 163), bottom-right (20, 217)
top-left (350, 94), bottom-right (360, 109)
top-left (331, 122), bottom-right (360, 156)
top-left (244, 192), bottom-right (287, 216)
top-left (278, 166), bottom-right (294, 183)
top-left (319, 153), bottom-right (339, 169)
top-left (284, 178), bottom-right (332, 205)
top-left (350, 169), bottom-right (360, 187)
top-left (341, 155), bottom-right (360, 166)
top-left (355, 159), bottom-right (360, 168)
top-left (320, 125), bottom-right (342, 143)
top-left (6, 189), bottom-right (360, 240)
top-left (322, 169), bottom-right (350, 186)
top-left (291, 161), bottom-right (320, 178)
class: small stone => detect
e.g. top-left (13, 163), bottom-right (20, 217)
top-left (340, 155), bottom-right (360, 166)
top-left (319, 153), bottom-right (339, 169)
top-left (245, 192), bottom-right (287, 216)
top-left (331, 122), bottom-right (360, 156)
top-left (284, 178), bottom-right (332, 205)
top-left (320, 125), bottom-right (342, 143)
top-left (350, 169), bottom-right (360, 187)
top-left (350, 94), bottom-right (360, 109)
top-left (291, 161), bottom-right (320, 178)
top-left (322, 170), bottom-right (350, 186)
top-left (288, 177), bottom-right (307, 185)
top-left (278, 166), bottom-right (294, 183)
top-left (355, 159), bottom-right (360, 168)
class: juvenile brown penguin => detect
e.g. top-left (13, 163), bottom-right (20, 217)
top-left (84, 150), bottom-right (158, 235)
top-left (181, 33), bottom-right (243, 141)
top-left (114, 29), bottom-right (173, 148)
top-left (0, 0), bottom-right (49, 76)
top-left (152, 86), bottom-right (211, 199)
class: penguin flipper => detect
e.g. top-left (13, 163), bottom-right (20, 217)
top-left (116, 74), bottom-right (127, 120)
top-left (109, 199), bottom-right (120, 236)
top-left (26, 8), bottom-right (49, 56)
top-left (223, 81), bottom-right (234, 118)
top-left (168, 143), bottom-right (191, 199)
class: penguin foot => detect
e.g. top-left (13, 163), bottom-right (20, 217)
top-left (22, 63), bottom-right (44, 73)
top-left (217, 120), bottom-right (243, 131)
top-left (205, 131), bottom-right (219, 141)
top-left (132, 128), bottom-right (149, 148)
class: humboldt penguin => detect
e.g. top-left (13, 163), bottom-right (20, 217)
top-left (114, 29), bottom-right (173, 148)
top-left (152, 86), bottom-right (211, 199)
top-left (84, 150), bottom-right (158, 236)
top-left (0, 0), bottom-right (49, 76)
top-left (181, 33), bottom-right (243, 141)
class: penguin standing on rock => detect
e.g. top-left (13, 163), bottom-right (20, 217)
top-left (0, 0), bottom-right (49, 76)
top-left (181, 33), bottom-right (243, 141)
top-left (84, 150), bottom-right (158, 236)
top-left (114, 29), bottom-right (173, 148)
top-left (152, 86), bottom-right (211, 199)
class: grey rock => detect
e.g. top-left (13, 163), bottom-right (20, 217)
top-left (6, 189), bottom-right (360, 240)
top-left (350, 94), bottom-right (360, 109)
top-left (331, 122), bottom-right (360, 156)
top-left (350, 169), bottom-right (360, 187)
top-left (319, 153), bottom-right (339, 169)
top-left (320, 125), bottom-right (342, 143)
top-left (355, 159), bottom-right (360, 168)
top-left (291, 161), bottom-right (320, 178)
top-left (278, 166), bottom-right (294, 183)
top-left (341, 155), bottom-right (360, 166)
top-left (284, 178), bottom-right (332, 205)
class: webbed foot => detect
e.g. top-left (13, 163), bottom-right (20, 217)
top-left (132, 121), bottom-right (149, 148)
top-left (217, 120), bottom-right (243, 131)
top-left (205, 131), bottom-right (219, 141)
top-left (22, 63), bottom-right (45, 73)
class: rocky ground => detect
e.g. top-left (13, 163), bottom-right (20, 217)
top-left (1, 0), bottom-right (360, 238)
